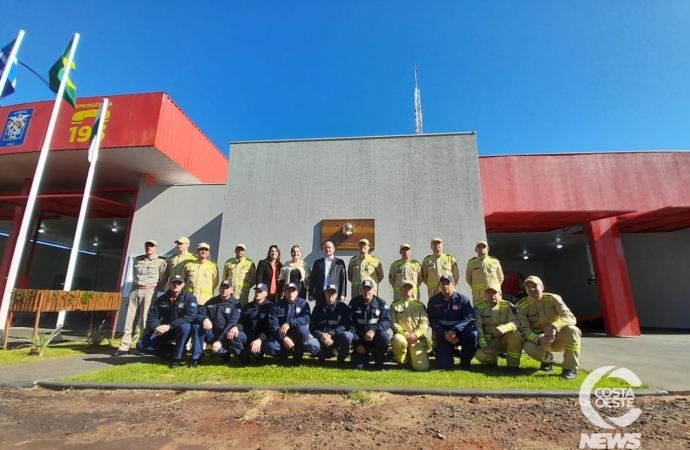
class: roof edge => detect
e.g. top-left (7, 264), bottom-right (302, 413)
top-left (479, 149), bottom-right (690, 158)
top-left (230, 132), bottom-right (477, 145)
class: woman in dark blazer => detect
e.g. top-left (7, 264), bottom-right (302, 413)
top-left (255, 245), bottom-right (282, 302)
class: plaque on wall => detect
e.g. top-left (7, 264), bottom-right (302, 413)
top-left (320, 219), bottom-right (375, 250)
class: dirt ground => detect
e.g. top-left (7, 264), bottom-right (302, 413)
top-left (0, 388), bottom-right (688, 450)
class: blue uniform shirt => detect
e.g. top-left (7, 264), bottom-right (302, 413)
top-left (268, 297), bottom-right (311, 340)
top-left (310, 301), bottom-right (352, 339)
top-left (239, 300), bottom-right (273, 342)
top-left (147, 290), bottom-right (198, 329)
top-left (199, 295), bottom-right (242, 340)
top-left (349, 295), bottom-right (392, 337)
top-left (427, 291), bottom-right (475, 337)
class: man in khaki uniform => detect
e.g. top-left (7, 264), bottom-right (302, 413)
top-left (421, 237), bottom-right (460, 298)
top-left (516, 276), bottom-right (581, 380)
top-left (222, 243), bottom-right (256, 306)
top-left (348, 238), bottom-right (384, 294)
top-left (114, 239), bottom-right (167, 356)
top-left (466, 240), bottom-right (504, 305)
top-left (389, 243), bottom-right (422, 301)
top-left (390, 280), bottom-right (430, 371)
top-left (474, 285), bottom-right (523, 374)
top-left (166, 236), bottom-right (196, 290)
top-left (182, 242), bottom-right (219, 306)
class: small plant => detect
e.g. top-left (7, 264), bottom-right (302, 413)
top-left (247, 389), bottom-right (266, 404)
top-left (80, 291), bottom-right (95, 305)
top-left (20, 327), bottom-right (62, 357)
top-left (347, 390), bottom-right (375, 404)
top-left (81, 320), bottom-right (112, 348)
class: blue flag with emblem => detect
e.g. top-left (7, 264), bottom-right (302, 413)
top-left (0, 38), bottom-right (18, 99)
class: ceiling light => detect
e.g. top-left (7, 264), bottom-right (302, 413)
top-left (523, 255), bottom-right (529, 260)
top-left (556, 244), bottom-right (563, 249)
top-left (38, 228), bottom-right (45, 234)
top-left (92, 242), bottom-right (98, 247)
top-left (111, 227), bottom-right (117, 232)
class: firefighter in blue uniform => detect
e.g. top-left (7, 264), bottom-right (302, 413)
top-left (264, 283), bottom-right (311, 366)
top-left (305, 284), bottom-right (355, 367)
top-left (238, 283), bottom-right (274, 365)
top-left (427, 274), bottom-right (478, 370)
top-left (349, 279), bottom-right (392, 371)
top-left (190, 279), bottom-right (245, 367)
top-left (137, 274), bottom-right (198, 369)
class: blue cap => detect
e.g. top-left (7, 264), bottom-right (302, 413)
top-left (285, 283), bottom-right (298, 290)
top-left (254, 283), bottom-right (268, 292)
top-left (360, 280), bottom-right (374, 289)
top-left (440, 274), bottom-right (454, 284)
top-left (323, 284), bottom-right (338, 292)
top-left (220, 279), bottom-right (232, 287)
top-left (169, 275), bottom-right (184, 284)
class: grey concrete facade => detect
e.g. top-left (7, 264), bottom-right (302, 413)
top-left (219, 134), bottom-right (486, 303)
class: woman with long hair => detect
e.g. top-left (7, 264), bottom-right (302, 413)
top-left (255, 245), bottom-right (282, 302)
top-left (279, 245), bottom-right (311, 299)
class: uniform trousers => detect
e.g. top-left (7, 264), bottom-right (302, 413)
top-left (391, 334), bottom-right (430, 371)
top-left (351, 332), bottom-right (390, 370)
top-left (263, 325), bottom-right (309, 364)
top-left (474, 331), bottom-right (523, 367)
top-left (118, 287), bottom-right (157, 351)
top-left (522, 325), bottom-right (581, 370)
top-left (191, 325), bottom-right (246, 361)
top-left (305, 332), bottom-right (354, 363)
top-left (434, 326), bottom-right (479, 369)
top-left (136, 322), bottom-right (191, 361)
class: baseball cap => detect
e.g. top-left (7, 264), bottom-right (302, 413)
top-left (431, 237), bottom-right (443, 243)
top-left (235, 243), bottom-right (247, 250)
top-left (324, 284), bottom-right (338, 292)
top-left (485, 284), bottom-right (501, 293)
top-left (285, 283), bottom-right (298, 290)
top-left (169, 274), bottom-right (184, 284)
top-left (401, 279), bottom-right (415, 288)
top-left (255, 283), bottom-right (268, 292)
top-left (439, 274), bottom-right (455, 284)
top-left (220, 279), bottom-right (233, 287)
top-left (360, 280), bottom-right (374, 289)
top-left (145, 239), bottom-right (158, 246)
top-left (175, 237), bottom-right (190, 245)
top-left (358, 238), bottom-right (370, 246)
top-left (399, 243), bottom-right (411, 250)
top-left (524, 275), bottom-right (544, 286)
top-left (197, 242), bottom-right (211, 250)
top-left (476, 240), bottom-right (488, 248)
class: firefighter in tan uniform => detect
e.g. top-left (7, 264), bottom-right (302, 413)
top-left (388, 243), bottom-right (422, 301)
top-left (182, 242), bottom-right (219, 306)
top-left (114, 239), bottom-right (167, 356)
top-left (348, 238), bottom-right (384, 294)
top-left (166, 236), bottom-right (196, 290)
top-left (421, 237), bottom-right (460, 298)
top-left (516, 276), bottom-right (581, 380)
top-left (474, 285), bottom-right (523, 374)
top-left (465, 240), bottom-right (504, 305)
top-left (390, 280), bottom-right (430, 371)
top-left (222, 243), bottom-right (256, 306)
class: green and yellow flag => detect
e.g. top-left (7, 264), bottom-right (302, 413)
top-left (48, 38), bottom-right (77, 107)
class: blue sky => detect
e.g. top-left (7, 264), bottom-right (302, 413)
top-left (4, 1), bottom-right (690, 156)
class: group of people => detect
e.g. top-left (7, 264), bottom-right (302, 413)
top-left (113, 236), bottom-right (581, 379)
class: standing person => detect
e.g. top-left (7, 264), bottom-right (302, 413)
top-left (516, 276), bottom-right (582, 380)
top-left (238, 283), bottom-right (274, 365)
top-left (427, 275), bottom-right (478, 370)
top-left (166, 237), bottom-right (196, 290)
top-left (421, 237), bottom-right (460, 299)
top-left (349, 280), bottom-right (391, 371)
top-left (390, 280), bottom-right (430, 371)
top-left (474, 285), bottom-right (523, 374)
top-left (305, 284), bottom-right (354, 367)
top-left (465, 240), bottom-right (504, 305)
top-left (309, 241), bottom-right (347, 304)
top-left (279, 245), bottom-right (311, 300)
top-left (264, 283), bottom-right (311, 366)
top-left (223, 243), bottom-right (256, 306)
top-left (255, 245), bottom-right (282, 303)
top-left (182, 242), bottom-right (219, 306)
top-left (348, 238), bottom-right (384, 295)
top-left (389, 243), bottom-right (422, 301)
top-left (136, 275), bottom-right (198, 369)
top-left (190, 280), bottom-right (245, 367)
top-left (113, 239), bottom-right (167, 356)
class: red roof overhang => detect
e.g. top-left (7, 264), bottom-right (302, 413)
top-left (485, 210), bottom-right (634, 233)
top-left (617, 206), bottom-right (690, 233)
top-left (0, 193), bottom-right (131, 219)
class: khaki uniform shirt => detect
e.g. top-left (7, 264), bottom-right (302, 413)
top-left (166, 251), bottom-right (196, 290)
top-left (388, 259), bottom-right (422, 301)
top-left (131, 254), bottom-right (167, 292)
top-left (516, 293), bottom-right (577, 344)
top-left (183, 259), bottom-right (219, 305)
top-left (348, 254), bottom-right (385, 292)
top-left (390, 299), bottom-right (429, 338)
top-left (465, 256), bottom-right (504, 302)
top-left (474, 299), bottom-right (519, 347)
top-left (223, 258), bottom-right (256, 292)
top-left (421, 253), bottom-right (459, 294)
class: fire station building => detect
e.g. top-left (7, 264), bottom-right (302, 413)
top-left (1, 93), bottom-right (688, 337)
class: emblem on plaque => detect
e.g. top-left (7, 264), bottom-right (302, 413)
top-left (321, 219), bottom-right (375, 250)
top-left (341, 222), bottom-right (354, 237)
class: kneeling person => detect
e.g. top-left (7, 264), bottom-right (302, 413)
top-left (137, 275), bottom-right (198, 368)
top-left (350, 280), bottom-right (392, 371)
top-left (191, 279), bottom-right (245, 367)
top-left (306, 284), bottom-right (354, 367)
top-left (238, 283), bottom-right (274, 365)
top-left (390, 279), bottom-right (430, 371)
top-left (474, 285), bottom-right (523, 374)
top-left (264, 283), bottom-right (311, 366)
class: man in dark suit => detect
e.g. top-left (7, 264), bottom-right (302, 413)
top-left (308, 241), bottom-right (347, 304)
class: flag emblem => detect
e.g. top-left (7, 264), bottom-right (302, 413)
top-left (49, 38), bottom-right (77, 107)
top-left (0, 39), bottom-right (18, 99)
top-left (0, 108), bottom-right (34, 148)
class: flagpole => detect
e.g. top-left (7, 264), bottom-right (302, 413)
top-left (0, 33), bottom-right (80, 334)
top-left (0, 30), bottom-right (25, 100)
top-left (56, 98), bottom-right (108, 329)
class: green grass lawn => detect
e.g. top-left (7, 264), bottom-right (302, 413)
top-left (63, 355), bottom-right (645, 391)
top-left (0, 340), bottom-right (119, 366)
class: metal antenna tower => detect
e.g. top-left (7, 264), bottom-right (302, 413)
top-left (414, 66), bottom-right (423, 134)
